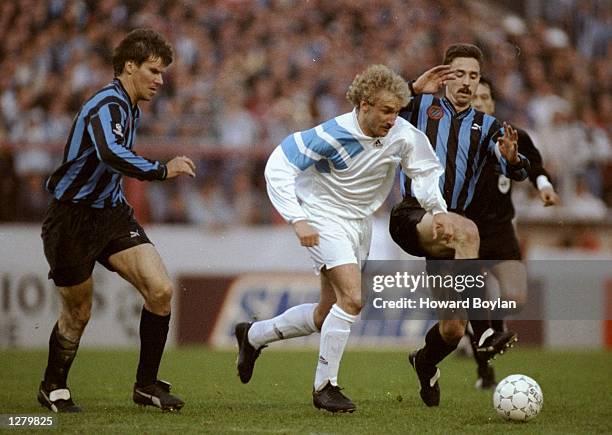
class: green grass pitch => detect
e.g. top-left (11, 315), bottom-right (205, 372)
top-left (1, 347), bottom-right (610, 434)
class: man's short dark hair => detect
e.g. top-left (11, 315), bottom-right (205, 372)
top-left (112, 28), bottom-right (173, 75)
top-left (443, 43), bottom-right (484, 66)
top-left (478, 76), bottom-right (496, 101)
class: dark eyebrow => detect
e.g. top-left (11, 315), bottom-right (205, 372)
top-left (150, 67), bottom-right (162, 74)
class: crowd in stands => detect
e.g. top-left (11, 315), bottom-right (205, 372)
top-left (0, 0), bottom-right (610, 227)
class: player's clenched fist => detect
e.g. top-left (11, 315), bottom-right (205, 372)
top-left (292, 220), bottom-right (320, 247)
top-left (166, 155), bottom-right (196, 178)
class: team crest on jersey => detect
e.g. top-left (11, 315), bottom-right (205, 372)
top-left (427, 105), bottom-right (444, 120)
top-left (498, 174), bottom-right (511, 194)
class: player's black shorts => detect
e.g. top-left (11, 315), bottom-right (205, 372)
top-left (41, 199), bottom-right (152, 287)
top-left (476, 220), bottom-right (521, 262)
top-left (389, 196), bottom-right (428, 258)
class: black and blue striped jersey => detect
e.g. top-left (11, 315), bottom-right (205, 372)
top-left (46, 79), bottom-right (166, 208)
top-left (399, 94), bottom-right (529, 213)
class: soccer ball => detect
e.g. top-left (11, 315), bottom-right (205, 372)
top-left (493, 374), bottom-right (543, 422)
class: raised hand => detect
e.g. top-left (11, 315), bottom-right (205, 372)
top-left (166, 155), bottom-right (196, 179)
top-left (498, 122), bottom-right (520, 165)
top-left (413, 65), bottom-right (457, 94)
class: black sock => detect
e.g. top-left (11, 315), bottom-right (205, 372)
top-left (469, 320), bottom-right (491, 343)
top-left (491, 319), bottom-right (505, 332)
top-left (456, 260), bottom-right (491, 341)
top-left (418, 323), bottom-right (460, 369)
top-left (43, 323), bottom-right (80, 390)
top-left (467, 326), bottom-right (489, 371)
top-left (136, 307), bottom-right (170, 387)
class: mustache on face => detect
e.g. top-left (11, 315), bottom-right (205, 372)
top-left (458, 87), bottom-right (472, 95)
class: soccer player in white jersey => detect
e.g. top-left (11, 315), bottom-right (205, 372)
top-left (235, 64), bottom-right (453, 413)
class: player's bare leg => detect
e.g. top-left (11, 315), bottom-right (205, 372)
top-left (409, 213), bottom-right (478, 406)
top-left (109, 243), bottom-right (184, 411)
top-left (490, 260), bottom-right (528, 312)
top-left (312, 263), bottom-right (360, 413)
top-left (38, 278), bottom-right (93, 413)
top-left (314, 273), bottom-right (337, 329)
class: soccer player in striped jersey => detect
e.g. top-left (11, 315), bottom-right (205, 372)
top-left (235, 64), bottom-right (461, 413)
top-left (389, 44), bottom-right (529, 407)
top-left (38, 29), bottom-right (195, 413)
top-left (466, 77), bottom-right (559, 389)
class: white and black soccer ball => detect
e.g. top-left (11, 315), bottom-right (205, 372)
top-left (493, 374), bottom-right (543, 422)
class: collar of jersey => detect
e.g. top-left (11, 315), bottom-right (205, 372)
top-left (441, 97), bottom-right (474, 120)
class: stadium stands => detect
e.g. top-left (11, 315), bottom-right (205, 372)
top-left (0, 0), bottom-right (609, 226)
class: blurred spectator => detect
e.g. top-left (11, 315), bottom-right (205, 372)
top-left (185, 176), bottom-right (234, 230)
top-left (0, 0), bottom-right (609, 224)
top-left (13, 148), bottom-right (54, 221)
top-left (566, 175), bottom-right (608, 220)
top-left (0, 143), bottom-right (18, 222)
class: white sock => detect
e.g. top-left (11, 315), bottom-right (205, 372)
top-left (314, 304), bottom-right (357, 392)
top-left (248, 303), bottom-right (318, 349)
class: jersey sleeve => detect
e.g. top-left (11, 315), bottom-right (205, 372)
top-left (87, 101), bottom-right (167, 181)
top-left (264, 144), bottom-right (310, 224)
top-left (516, 128), bottom-right (551, 188)
top-left (401, 128), bottom-right (447, 214)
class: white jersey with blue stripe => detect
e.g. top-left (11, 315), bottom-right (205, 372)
top-left (265, 109), bottom-right (447, 222)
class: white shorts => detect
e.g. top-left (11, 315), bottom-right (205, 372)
top-left (302, 203), bottom-right (372, 274)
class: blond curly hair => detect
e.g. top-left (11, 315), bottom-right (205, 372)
top-left (346, 64), bottom-right (410, 108)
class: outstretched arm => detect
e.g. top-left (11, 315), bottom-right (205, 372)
top-left (516, 129), bottom-right (559, 206)
top-left (88, 102), bottom-right (168, 181)
top-left (401, 128), bottom-right (452, 240)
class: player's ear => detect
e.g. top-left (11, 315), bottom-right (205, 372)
top-left (125, 61), bottom-right (135, 74)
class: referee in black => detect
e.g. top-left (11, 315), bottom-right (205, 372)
top-left (465, 77), bottom-right (559, 389)
top-left (38, 29), bottom-right (196, 413)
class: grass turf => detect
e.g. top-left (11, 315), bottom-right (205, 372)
top-left (1, 347), bottom-right (610, 434)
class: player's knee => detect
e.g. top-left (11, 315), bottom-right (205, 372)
top-left (439, 320), bottom-right (466, 342)
top-left (146, 281), bottom-right (173, 309)
top-left (66, 301), bottom-right (92, 330)
top-left (457, 220), bottom-right (480, 249)
top-left (339, 294), bottom-right (363, 316)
